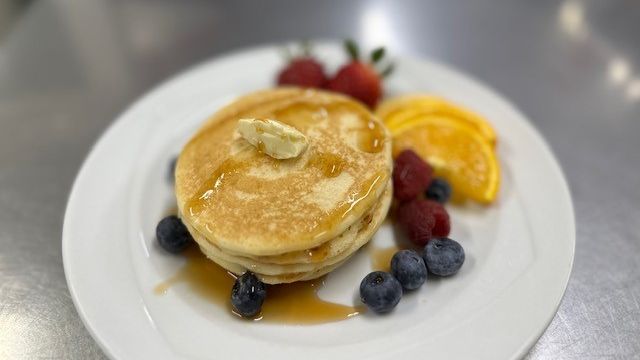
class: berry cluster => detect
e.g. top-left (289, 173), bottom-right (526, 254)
top-left (276, 40), bottom-right (394, 108)
top-left (358, 149), bottom-right (465, 314)
top-left (393, 150), bottom-right (453, 246)
top-left (359, 238), bottom-right (465, 313)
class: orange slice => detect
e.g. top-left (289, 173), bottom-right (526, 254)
top-left (392, 116), bottom-right (500, 204)
top-left (376, 95), bottom-right (497, 146)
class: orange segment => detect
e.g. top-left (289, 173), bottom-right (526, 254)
top-left (389, 113), bottom-right (478, 137)
top-left (376, 95), bottom-right (497, 146)
top-left (392, 116), bottom-right (500, 204)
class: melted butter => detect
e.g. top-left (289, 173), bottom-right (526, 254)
top-left (306, 152), bottom-right (347, 178)
top-left (155, 247), bottom-right (363, 324)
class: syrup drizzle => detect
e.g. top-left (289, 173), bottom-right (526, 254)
top-left (306, 152), bottom-right (347, 178)
top-left (164, 93), bottom-right (390, 324)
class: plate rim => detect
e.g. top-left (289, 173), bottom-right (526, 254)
top-left (62, 41), bottom-right (575, 360)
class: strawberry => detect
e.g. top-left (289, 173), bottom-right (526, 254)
top-left (327, 40), bottom-right (393, 108)
top-left (328, 63), bottom-right (380, 107)
top-left (277, 57), bottom-right (328, 88)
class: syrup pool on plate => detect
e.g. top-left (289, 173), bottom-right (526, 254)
top-left (155, 247), bottom-right (364, 324)
top-left (368, 245), bottom-right (400, 272)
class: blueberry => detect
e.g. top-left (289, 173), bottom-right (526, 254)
top-left (423, 237), bottom-right (465, 276)
top-left (391, 250), bottom-right (427, 290)
top-left (156, 215), bottom-right (193, 253)
top-left (231, 272), bottom-right (267, 317)
top-left (168, 156), bottom-right (178, 183)
top-left (359, 271), bottom-right (402, 313)
top-left (425, 178), bottom-right (451, 203)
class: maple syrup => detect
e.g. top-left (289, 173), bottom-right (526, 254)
top-left (305, 246), bottom-right (329, 262)
top-left (306, 152), bottom-right (347, 178)
top-left (164, 91), bottom-right (393, 324)
top-left (359, 118), bottom-right (386, 153)
top-left (184, 158), bottom-right (247, 215)
top-left (324, 101), bottom-right (387, 154)
top-left (162, 205), bottom-right (178, 217)
top-left (368, 245), bottom-right (400, 272)
top-left (184, 96), bottom-right (388, 220)
top-left (333, 171), bottom-right (387, 220)
top-left (272, 99), bottom-right (386, 154)
top-left (155, 247), bottom-right (364, 324)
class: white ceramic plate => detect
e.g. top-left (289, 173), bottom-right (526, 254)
top-left (63, 43), bottom-right (574, 360)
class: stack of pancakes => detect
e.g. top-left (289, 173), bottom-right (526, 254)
top-left (175, 88), bottom-right (392, 284)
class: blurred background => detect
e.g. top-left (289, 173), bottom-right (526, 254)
top-left (1, 0), bottom-right (639, 359)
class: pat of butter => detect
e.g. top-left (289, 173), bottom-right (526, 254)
top-left (237, 118), bottom-right (308, 159)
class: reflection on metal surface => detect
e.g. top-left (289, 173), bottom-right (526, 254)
top-left (559, 1), bottom-right (587, 40)
top-left (608, 58), bottom-right (640, 102)
top-left (360, 3), bottom-right (395, 48)
top-left (3, 0), bottom-right (640, 358)
top-left (625, 80), bottom-right (640, 101)
top-left (560, 1), bottom-right (640, 104)
top-left (608, 58), bottom-right (631, 85)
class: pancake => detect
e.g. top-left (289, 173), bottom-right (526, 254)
top-left (194, 184), bottom-right (392, 284)
top-left (187, 183), bottom-right (391, 280)
top-left (175, 88), bottom-right (392, 283)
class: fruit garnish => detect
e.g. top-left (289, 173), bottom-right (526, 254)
top-left (231, 272), bottom-right (267, 318)
top-left (390, 250), bottom-right (427, 290)
top-left (392, 149), bottom-right (432, 202)
top-left (277, 43), bottom-right (328, 88)
top-left (396, 199), bottom-right (436, 246)
top-left (424, 200), bottom-right (451, 237)
top-left (425, 177), bottom-right (451, 204)
top-left (391, 115), bottom-right (500, 204)
top-left (359, 271), bottom-right (402, 313)
top-left (327, 39), bottom-right (394, 108)
top-left (423, 238), bottom-right (465, 276)
top-left (156, 215), bottom-right (194, 254)
top-left (375, 95), bottom-right (497, 146)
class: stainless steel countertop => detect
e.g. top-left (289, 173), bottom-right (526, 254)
top-left (1, 1), bottom-right (639, 359)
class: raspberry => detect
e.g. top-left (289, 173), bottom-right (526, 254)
top-left (397, 199), bottom-right (435, 246)
top-left (424, 200), bottom-right (450, 237)
top-left (392, 150), bottom-right (433, 202)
